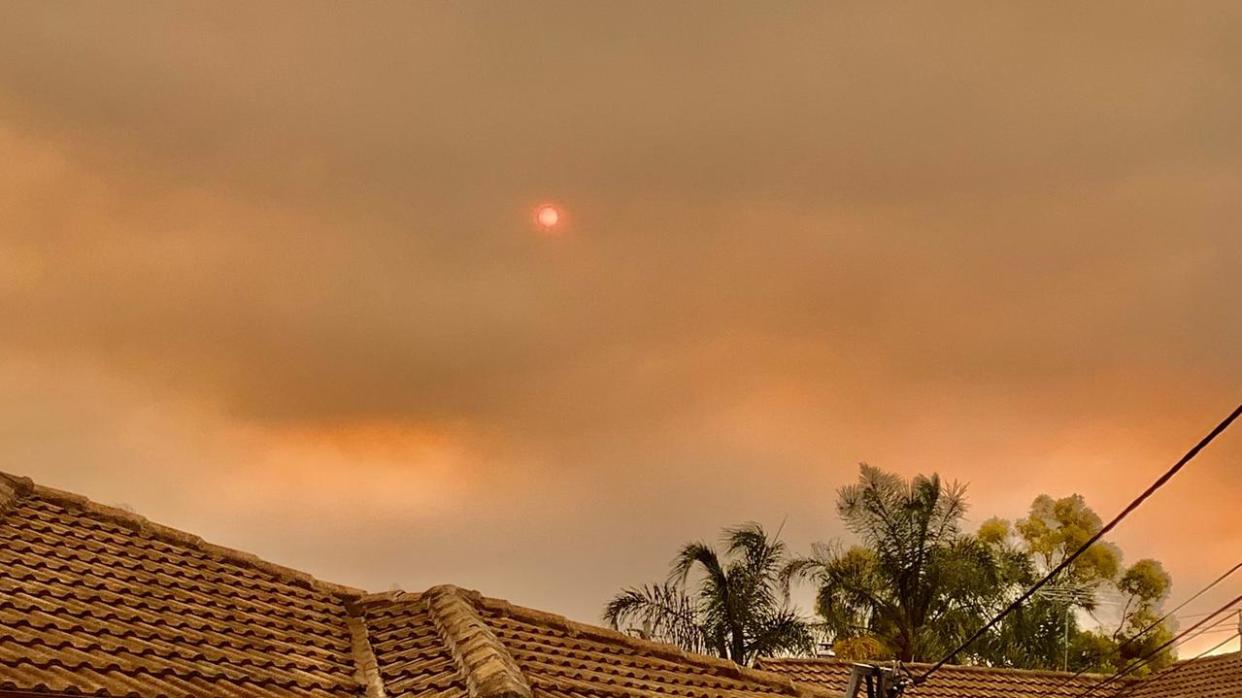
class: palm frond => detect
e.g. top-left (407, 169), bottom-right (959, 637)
top-left (603, 583), bottom-right (707, 653)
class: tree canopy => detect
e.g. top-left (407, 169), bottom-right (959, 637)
top-left (785, 466), bottom-right (1176, 673)
top-left (605, 465), bottom-right (1177, 673)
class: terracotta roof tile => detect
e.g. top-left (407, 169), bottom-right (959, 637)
top-left (758, 648), bottom-right (1242, 698)
top-left (0, 476), bottom-right (364, 697)
top-left (351, 586), bottom-right (836, 698)
top-left (2, 466), bottom-right (844, 695)
top-left (354, 593), bottom-right (471, 698)
top-left (473, 592), bottom-right (834, 698)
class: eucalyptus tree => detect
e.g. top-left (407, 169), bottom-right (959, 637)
top-left (995, 496), bottom-right (1175, 674)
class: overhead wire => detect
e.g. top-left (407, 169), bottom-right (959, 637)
top-left (1068, 592), bottom-right (1242, 698)
top-left (1032, 559), bottom-right (1241, 697)
top-left (912, 403), bottom-right (1242, 686)
top-left (1111, 631), bottom-right (1242, 698)
top-left (1125, 562), bottom-right (1242, 644)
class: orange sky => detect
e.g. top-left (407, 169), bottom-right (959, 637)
top-left (1, 3), bottom-right (1239, 657)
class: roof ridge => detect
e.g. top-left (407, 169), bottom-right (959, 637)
top-left (353, 589), bottom-right (420, 606)
top-left (473, 593), bottom-right (838, 698)
top-left (423, 584), bottom-right (533, 698)
top-left (757, 656), bottom-right (1121, 682)
top-left (0, 470), bottom-right (365, 600)
top-left (346, 613), bottom-right (388, 698)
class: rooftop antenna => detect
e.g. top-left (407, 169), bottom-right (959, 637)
top-left (843, 661), bottom-right (910, 698)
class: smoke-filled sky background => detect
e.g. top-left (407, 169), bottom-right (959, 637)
top-left (1, 3), bottom-right (1240, 654)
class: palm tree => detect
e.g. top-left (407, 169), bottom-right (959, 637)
top-left (605, 522), bottom-right (814, 665)
top-left (783, 464), bottom-right (1009, 662)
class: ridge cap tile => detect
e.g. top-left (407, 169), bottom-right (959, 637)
top-left (346, 613), bottom-right (388, 698)
top-left (423, 584), bottom-right (533, 698)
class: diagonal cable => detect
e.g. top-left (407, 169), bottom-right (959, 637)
top-left (914, 403), bottom-right (1242, 685)
top-left (1069, 592), bottom-right (1242, 698)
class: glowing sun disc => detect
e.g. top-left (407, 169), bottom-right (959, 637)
top-left (535, 204), bottom-right (561, 229)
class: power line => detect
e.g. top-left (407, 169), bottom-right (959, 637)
top-left (1034, 559), bottom-right (1241, 697)
top-left (1113, 632), bottom-right (1242, 698)
top-left (1069, 592), bottom-right (1242, 698)
top-left (1185, 633), bottom-right (1240, 658)
top-left (1072, 596), bottom-right (1241, 698)
top-left (1125, 561), bottom-right (1241, 645)
top-left (913, 403), bottom-right (1242, 686)
top-left (1192, 627), bottom-right (1238, 635)
top-left (1175, 595), bottom-right (1241, 620)
top-left (1113, 631), bottom-right (1241, 698)
top-left (1169, 617), bottom-right (1240, 644)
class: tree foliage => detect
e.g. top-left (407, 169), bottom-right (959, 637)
top-left (783, 465), bottom-right (1008, 661)
top-left (1004, 494), bottom-right (1175, 674)
top-left (606, 466), bottom-right (1178, 673)
top-left (787, 466), bottom-right (1177, 672)
top-left (604, 522), bottom-right (814, 665)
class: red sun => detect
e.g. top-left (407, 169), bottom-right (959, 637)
top-left (534, 204), bottom-right (562, 230)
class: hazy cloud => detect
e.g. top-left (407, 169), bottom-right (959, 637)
top-left (0, 2), bottom-right (1238, 647)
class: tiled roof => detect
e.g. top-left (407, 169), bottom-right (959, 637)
top-left (351, 586), bottom-right (837, 698)
top-left (0, 471), bottom-right (836, 698)
top-left (1125, 651), bottom-right (1242, 698)
top-left (2, 470), bottom-right (1236, 698)
top-left (760, 651), bottom-right (1242, 698)
top-left (0, 473), bottom-right (365, 697)
top-left (757, 657), bottom-right (1121, 698)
